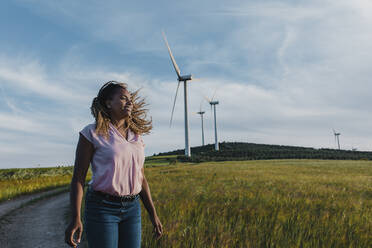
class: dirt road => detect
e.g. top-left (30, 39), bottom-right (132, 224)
top-left (0, 191), bottom-right (70, 248)
top-left (0, 187), bottom-right (68, 219)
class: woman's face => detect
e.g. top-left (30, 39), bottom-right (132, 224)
top-left (106, 87), bottom-right (133, 120)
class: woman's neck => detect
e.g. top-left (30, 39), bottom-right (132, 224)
top-left (110, 118), bottom-right (126, 129)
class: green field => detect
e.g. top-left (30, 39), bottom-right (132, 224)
top-left (139, 159), bottom-right (371, 247)
top-left (1, 159), bottom-right (371, 247)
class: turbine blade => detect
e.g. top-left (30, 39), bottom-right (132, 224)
top-left (169, 81), bottom-right (181, 128)
top-left (211, 88), bottom-right (217, 101)
top-left (203, 95), bottom-right (211, 103)
top-left (162, 31), bottom-right (181, 79)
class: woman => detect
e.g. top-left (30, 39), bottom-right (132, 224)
top-left (65, 81), bottom-right (163, 248)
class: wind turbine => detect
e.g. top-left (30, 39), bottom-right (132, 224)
top-left (333, 129), bottom-right (341, 150)
top-left (205, 90), bottom-right (219, 151)
top-left (162, 31), bottom-right (193, 157)
top-left (196, 101), bottom-right (206, 146)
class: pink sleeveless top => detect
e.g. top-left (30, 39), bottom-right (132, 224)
top-left (80, 123), bottom-right (145, 196)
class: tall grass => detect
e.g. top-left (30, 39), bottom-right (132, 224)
top-left (140, 159), bottom-right (371, 247)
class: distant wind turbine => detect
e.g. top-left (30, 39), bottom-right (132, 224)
top-left (205, 89), bottom-right (219, 151)
top-left (162, 31), bottom-right (193, 157)
top-left (196, 101), bottom-right (206, 146)
top-left (333, 129), bottom-right (341, 150)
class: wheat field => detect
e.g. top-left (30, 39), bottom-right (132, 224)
top-left (140, 159), bottom-right (371, 247)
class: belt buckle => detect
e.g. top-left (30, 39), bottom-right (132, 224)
top-left (121, 194), bottom-right (136, 202)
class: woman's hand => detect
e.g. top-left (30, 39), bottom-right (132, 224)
top-left (150, 214), bottom-right (163, 239)
top-left (65, 219), bottom-right (83, 247)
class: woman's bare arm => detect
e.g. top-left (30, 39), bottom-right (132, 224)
top-left (65, 134), bottom-right (94, 247)
top-left (70, 134), bottom-right (93, 218)
top-left (139, 167), bottom-right (163, 239)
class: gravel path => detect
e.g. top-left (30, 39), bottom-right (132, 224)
top-left (0, 187), bottom-right (68, 219)
top-left (0, 191), bottom-right (70, 248)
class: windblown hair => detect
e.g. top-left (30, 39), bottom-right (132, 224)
top-left (90, 81), bottom-right (152, 139)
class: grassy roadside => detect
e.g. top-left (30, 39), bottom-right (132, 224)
top-left (0, 166), bottom-right (91, 203)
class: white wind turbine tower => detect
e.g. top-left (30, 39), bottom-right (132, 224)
top-left (333, 129), bottom-right (341, 150)
top-left (205, 90), bottom-right (219, 151)
top-left (162, 31), bottom-right (193, 157)
top-left (196, 101), bottom-right (206, 146)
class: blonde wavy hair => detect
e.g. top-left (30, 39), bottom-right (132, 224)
top-left (90, 81), bottom-right (152, 139)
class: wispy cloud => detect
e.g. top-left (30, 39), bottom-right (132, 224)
top-left (0, 56), bottom-right (83, 103)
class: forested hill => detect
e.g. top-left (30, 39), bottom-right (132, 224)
top-left (155, 142), bottom-right (372, 162)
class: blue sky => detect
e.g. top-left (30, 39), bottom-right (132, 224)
top-left (1, 0), bottom-right (372, 168)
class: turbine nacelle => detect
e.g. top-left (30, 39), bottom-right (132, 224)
top-left (179, 74), bottom-right (192, 81)
top-left (333, 129), bottom-right (341, 136)
top-left (209, 100), bottom-right (219, 105)
top-left (332, 128), bottom-right (341, 150)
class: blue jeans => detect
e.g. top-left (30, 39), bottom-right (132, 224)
top-left (84, 187), bottom-right (141, 248)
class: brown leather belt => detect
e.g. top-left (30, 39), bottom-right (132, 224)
top-left (92, 190), bottom-right (139, 202)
